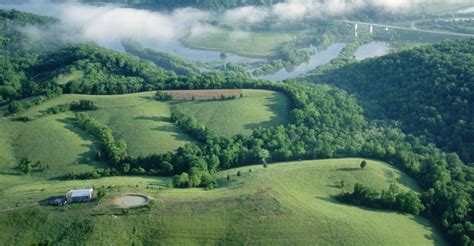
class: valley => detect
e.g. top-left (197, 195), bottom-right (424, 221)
top-left (0, 1), bottom-right (473, 245)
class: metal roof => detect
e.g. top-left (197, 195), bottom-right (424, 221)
top-left (67, 188), bottom-right (93, 197)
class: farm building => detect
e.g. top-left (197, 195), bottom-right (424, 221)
top-left (66, 188), bottom-right (93, 203)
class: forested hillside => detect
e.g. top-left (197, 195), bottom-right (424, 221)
top-left (0, 9), bottom-right (178, 105)
top-left (0, 10), bottom-right (57, 104)
top-left (121, 39), bottom-right (200, 76)
top-left (303, 39), bottom-right (474, 165)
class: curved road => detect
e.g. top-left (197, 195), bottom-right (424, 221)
top-left (336, 19), bottom-right (474, 38)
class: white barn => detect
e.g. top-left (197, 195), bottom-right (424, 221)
top-left (66, 188), bottom-right (93, 203)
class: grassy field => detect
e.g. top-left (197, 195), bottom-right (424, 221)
top-left (0, 159), bottom-right (445, 245)
top-left (79, 92), bottom-right (193, 157)
top-left (0, 112), bottom-right (107, 179)
top-left (0, 90), bottom-right (287, 178)
top-left (0, 92), bottom-right (193, 180)
top-left (174, 89), bottom-right (289, 137)
top-left (182, 30), bottom-right (293, 58)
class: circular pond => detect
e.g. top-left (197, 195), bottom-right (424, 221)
top-left (115, 194), bottom-right (149, 208)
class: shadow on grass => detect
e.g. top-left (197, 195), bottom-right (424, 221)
top-left (0, 171), bottom-right (23, 176)
top-left (317, 195), bottom-right (446, 245)
top-left (409, 216), bottom-right (447, 246)
top-left (316, 195), bottom-right (395, 214)
top-left (153, 125), bottom-right (180, 132)
top-left (335, 167), bottom-right (360, 172)
top-left (139, 95), bottom-right (154, 101)
top-left (56, 117), bottom-right (107, 168)
top-left (243, 93), bottom-right (289, 131)
top-left (38, 195), bottom-right (65, 206)
top-left (134, 116), bottom-right (171, 122)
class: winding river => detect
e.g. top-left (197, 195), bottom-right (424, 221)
top-left (1, 2), bottom-right (347, 81)
top-left (256, 43), bottom-right (346, 81)
top-left (354, 42), bottom-right (390, 61)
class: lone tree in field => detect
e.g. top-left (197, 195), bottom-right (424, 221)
top-left (16, 157), bottom-right (32, 174)
top-left (360, 160), bottom-right (367, 169)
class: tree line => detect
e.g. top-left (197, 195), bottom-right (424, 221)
top-left (48, 100), bottom-right (98, 114)
top-left (74, 112), bottom-right (128, 166)
top-left (337, 183), bottom-right (425, 215)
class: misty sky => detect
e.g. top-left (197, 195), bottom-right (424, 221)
top-left (1, 0), bottom-right (472, 51)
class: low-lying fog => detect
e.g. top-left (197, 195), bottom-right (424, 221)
top-left (2, 0), bottom-right (467, 52)
top-left (0, 0), bottom-right (471, 80)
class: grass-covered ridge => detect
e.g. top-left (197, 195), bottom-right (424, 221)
top-left (0, 90), bottom-right (289, 177)
top-left (0, 159), bottom-right (445, 245)
top-left (0, 92), bottom-right (192, 160)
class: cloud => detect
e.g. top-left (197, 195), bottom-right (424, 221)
top-left (228, 31), bottom-right (250, 41)
top-left (224, 6), bottom-right (270, 23)
top-left (254, 0), bottom-right (472, 21)
top-left (13, 0), bottom-right (473, 50)
top-left (58, 3), bottom-right (209, 46)
top-left (271, 0), bottom-right (406, 20)
top-left (188, 24), bottom-right (218, 39)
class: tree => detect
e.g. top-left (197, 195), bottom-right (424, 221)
top-left (360, 160), bottom-right (367, 169)
top-left (220, 52), bottom-right (227, 60)
top-left (122, 163), bottom-right (131, 173)
top-left (173, 172), bottom-right (190, 188)
top-left (339, 180), bottom-right (345, 188)
top-left (16, 157), bottom-right (32, 174)
top-left (259, 149), bottom-right (270, 164)
top-left (8, 101), bottom-right (23, 114)
top-left (154, 91), bottom-right (173, 101)
top-left (96, 188), bottom-right (106, 201)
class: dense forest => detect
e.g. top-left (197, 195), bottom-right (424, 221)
top-left (121, 39), bottom-right (201, 76)
top-left (0, 10), bottom-right (58, 105)
top-left (1, 9), bottom-right (474, 245)
top-left (303, 39), bottom-right (474, 166)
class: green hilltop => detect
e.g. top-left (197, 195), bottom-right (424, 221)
top-left (0, 159), bottom-right (445, 245)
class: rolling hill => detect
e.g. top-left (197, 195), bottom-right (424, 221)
top-left (0, 92), bottom-right (192, 177)
top-left (0, 90), bottom-right (288, 178)
top-left (0, 159), bottom-right (445, 245)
